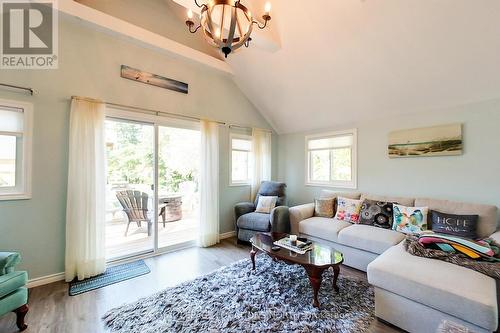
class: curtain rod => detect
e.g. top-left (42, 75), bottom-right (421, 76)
top-left (229, 124), bottom-right (272, 133)
top-left (72, 96), bottom-right (225, 125)
top-left (0, 83), bottom-right (35, 95)
top-left (71, 96), bottom-right (272, 133)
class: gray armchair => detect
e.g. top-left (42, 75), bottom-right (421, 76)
top-left (234, 181), bottom-right (290, 243)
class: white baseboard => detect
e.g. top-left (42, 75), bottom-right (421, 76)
top-left (27, 272), bottom-right (65, 288)
top-left (220, 231), bottom-right (236, 239)
top-left (27, 232), bottom-right (237, 289)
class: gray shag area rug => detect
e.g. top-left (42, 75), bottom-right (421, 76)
top-left (103, 255), bottom-right (375, 333)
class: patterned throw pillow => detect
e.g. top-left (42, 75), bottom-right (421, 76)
top-left (392, 204), bottom-right (429, 234)
top-left (334, 197), bottom-right (363, 223)
top-left (431, 210), bottom-right (478, 239)
top-left (359, 199), bottom-right (395, 229)
top-left (314, 198), bottom-right (335, 218)
top-left (255, 196), bottom-right (278, 213)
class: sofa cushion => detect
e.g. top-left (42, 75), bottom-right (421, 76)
top-left (360, 193), bottom-right (415, 207)
top-left (320, 190), bottom-right (361, 200)
top-left (0, 252), bottom-right (21, 275)
top-left (392, 204), bottom-right (429, 234)
top-left (334, 197), bottom-right (363, 223)
top-left (255, 196), bottom-right (277, 213)
top-left (314, 198), bottom-right (335, 218)
top-left (236, 212), bottom-right (270, 232)
top-left (337, 225), bottom-right (405, 254)
top-left (0, 271), bottom-right (27, 299)
top-left (415, 198), bottom-right (498, 238)
top-left (299, 217), bottom-right (351, 242)
top-left (254, 181), bottom-right (287, 207)
top-left (430, 210), bottom-right (479, 239)
top-left (0, 287), bottom-right (27, 316)
top-left (359, 199), bottom-right (395, 229)
top-left (367, 242), bottom-right (498, 331)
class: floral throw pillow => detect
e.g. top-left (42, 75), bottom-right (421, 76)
top-left (359, 199), bottom-right (395, 229)
top-left (334, 197), bottom-right (363, 223)
top-left (392, 204), bottom-right (429, 234)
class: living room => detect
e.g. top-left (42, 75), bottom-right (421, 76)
top-left (0, 1), bottom-right (498, 332)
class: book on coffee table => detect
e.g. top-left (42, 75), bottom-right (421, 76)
top-left (273, 237), bottom-right (313, 254)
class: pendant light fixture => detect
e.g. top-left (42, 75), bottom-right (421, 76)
top-left (185, 0), bottom-right (272, 58)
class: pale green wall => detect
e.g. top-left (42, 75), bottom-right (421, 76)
top-left (278, 100), bottom-right (500, 211)
top-left (0, 17), bottom-right (275, 279)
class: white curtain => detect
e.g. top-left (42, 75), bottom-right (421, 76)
top-left (251, 128), bottom-right (272, 200)
top-left (65, 99), bottom-right (106, 281)
top-left (198, 120), bottom-right (220, 247)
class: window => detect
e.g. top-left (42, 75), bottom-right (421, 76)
top-left (306, 129), bottom-right (357, 188)
top-left (230, 134), bottom-right (252, 185)
top-left (0, 99), bottom-right (33, 200)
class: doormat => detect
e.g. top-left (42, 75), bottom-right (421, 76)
top-left (69, 260), bottom-right (150, 296)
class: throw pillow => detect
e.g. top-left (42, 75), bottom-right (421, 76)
top-left (255, 196), bottom-right (278, 213)
top-left (314, 198), bottom-right (335, 218)
top-left (359, 199), bottom-right (395, 229)
top-left (392, 204), bottom-right (429, 234)
top-left (430, 210), bottom-right (478, 239)
top-left (334, 197), bottom-right (363, 223)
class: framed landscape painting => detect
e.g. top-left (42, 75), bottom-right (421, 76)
top-left (388, 124), bottom-right (462, 158)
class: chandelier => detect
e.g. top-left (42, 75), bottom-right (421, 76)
top-left (185, 0), bottom-right (272, 58)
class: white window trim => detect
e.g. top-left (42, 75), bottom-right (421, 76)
top-left (305, 128), bottom-right (357, 189)
top-left (0, 98), bottom-right (33, 200)
top-left (229, 132), bottom-right (252, 186)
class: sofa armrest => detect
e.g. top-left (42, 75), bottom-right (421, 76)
top-left (270, 206), bottom-right (290, 233)
top-left (289, 203), bottom-right (315, 235)
top-left (0, 252), bottom-right (21, 275)
top-left (234, 202), bottom-right (256, 221)
top-left (489, 230), bottom-right (500, 244)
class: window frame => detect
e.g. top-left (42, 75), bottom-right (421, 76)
top-left (305, 128), bottom-right (357, 189)
top-left (229, 133), bottom-right (252, 186)
top-left (0, 98), bottom-right (33, 200)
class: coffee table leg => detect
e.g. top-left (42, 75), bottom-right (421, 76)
top-left (250, 246), bottom-right (257, 270)
top-left (305, 267), bottom-right (326, 308)
top-left (332, 265), bottom-right (340, 292)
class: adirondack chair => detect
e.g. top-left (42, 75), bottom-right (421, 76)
top-left (116, 190), bottom-right (152, 237)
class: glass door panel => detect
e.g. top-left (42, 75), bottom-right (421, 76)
top-left (105, 118), bottom-right (155, 260)
top-left (157, 126), bottom-right (200, 249)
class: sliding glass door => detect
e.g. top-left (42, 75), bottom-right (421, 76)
top-left (104, 110), bottom-right (200, 261)
top-left (104, 118), bottom-right (155, 259)
top-left (157, 126), bottom-right (200, 248)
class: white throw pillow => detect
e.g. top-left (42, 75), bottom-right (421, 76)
top-left (255, 196), bottom-right (278, 213)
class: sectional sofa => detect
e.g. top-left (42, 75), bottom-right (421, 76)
top-left (289, 191), bottom-right (499, 333)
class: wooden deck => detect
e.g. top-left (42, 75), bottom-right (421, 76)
top-left (105, 217), bottom-right (198, 259)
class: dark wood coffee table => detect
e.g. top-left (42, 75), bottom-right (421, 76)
top-left (250, 232), bottom-right (344, 308)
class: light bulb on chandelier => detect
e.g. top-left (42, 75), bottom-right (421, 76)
top-left (185, 0), bottom-right (272, 58)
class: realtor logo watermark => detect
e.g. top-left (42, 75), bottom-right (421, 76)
top-left (1, 0), bottom-right (58, 69)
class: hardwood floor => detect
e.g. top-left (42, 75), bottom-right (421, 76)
top-left (0, 238), bottom-right (403, 333)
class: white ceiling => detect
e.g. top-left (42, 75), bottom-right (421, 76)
top-left (227, 0), bottom-right (500, 133)
top-left (76, 0), bottom-right (500, 134)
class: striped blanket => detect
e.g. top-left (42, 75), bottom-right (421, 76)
top-left (418, 233), bottom-right (498, 259)
top-left (404, 234), bottom-right (500, 279)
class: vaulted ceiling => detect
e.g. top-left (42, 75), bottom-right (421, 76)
top-left (76, 0), bottom-right (500, 134)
